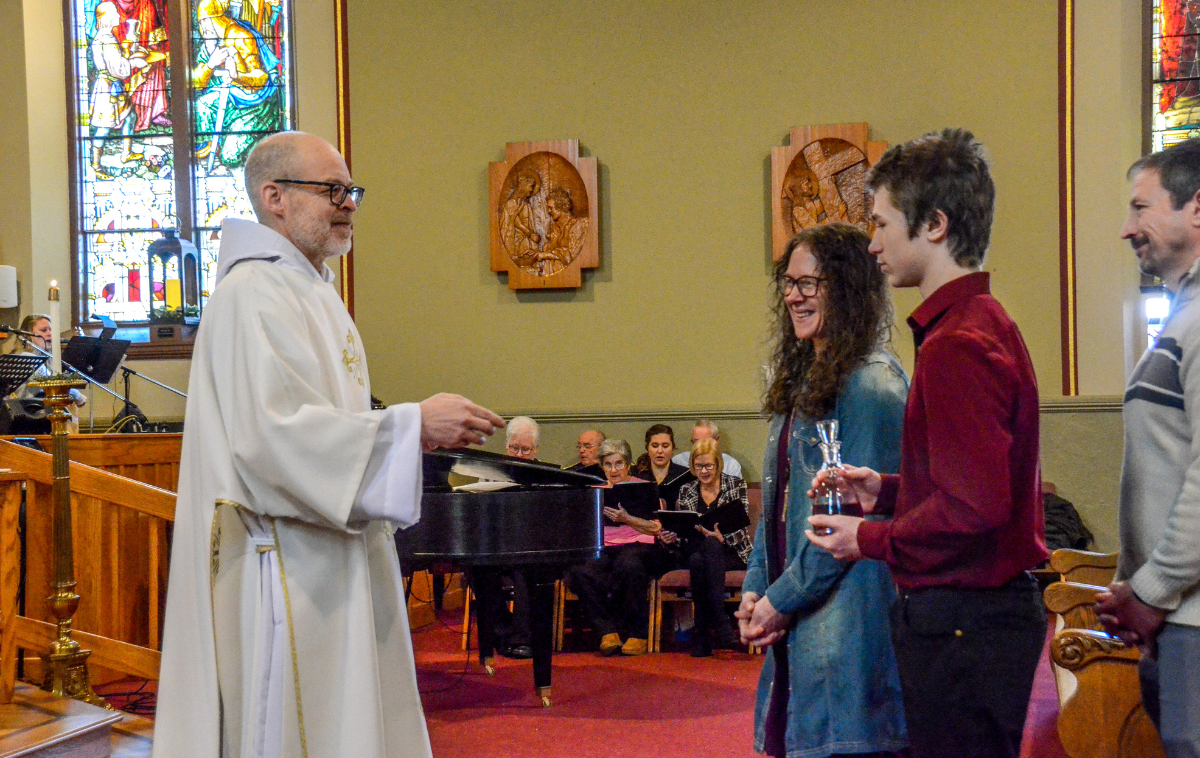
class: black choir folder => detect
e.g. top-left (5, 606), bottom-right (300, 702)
top-left (654, 500), bottom-right (751, 535)
top-left (602, 480), bottom-right (660, 522)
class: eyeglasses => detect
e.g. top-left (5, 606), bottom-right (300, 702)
top-left (600, 459), bottom-right (628, 471)
top-left (776, 274), bottom-right (824, 297)
top-left (506, 444), bottom-right (536, 457)
top-left (273, 179), bottom-right (366, 207)
top-left (693, 463), bottom-right (716, 472)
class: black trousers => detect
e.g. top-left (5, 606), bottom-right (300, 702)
top-left (470, 568), bottom-right (531, 647)
top-left (890, 575), bottom-right (1046, 758)
top-left (683, 537), bottom-right (744, 638)
top-left (568, 542), bottom-right (673, 639)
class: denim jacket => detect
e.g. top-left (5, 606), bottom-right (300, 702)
top-left (743, 352), bottom-right (909, 758)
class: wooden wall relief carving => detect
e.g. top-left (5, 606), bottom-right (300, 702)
top-left (489, 140), bottom-right (599, 289)
top-left (770, 123), bottom-right (888, 260)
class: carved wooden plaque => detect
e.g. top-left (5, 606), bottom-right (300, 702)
top-left (489, 140), bottom-right (599, 289)
top-left (771, 123), bottom-right (888, 260)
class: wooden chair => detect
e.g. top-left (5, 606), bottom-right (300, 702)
top-left (1043, 549), bottom-right (1165, 758)
top-left (553, 579), bottom-right (658, 652)
top-left (651, 483), bottom-right (762, 653)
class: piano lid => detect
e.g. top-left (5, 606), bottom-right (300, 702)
top-left (423, 448), bottom-right (607, 488)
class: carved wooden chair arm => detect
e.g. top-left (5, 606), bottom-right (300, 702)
top-left (1050, 628), bottom-right (1140, 671)
top-left (1044, 580), bottom-right (1111, 631)
top-left (1044, 580), bottom-right (1107, 615)
top-left (1050, 548), bottom-right (1119, 586)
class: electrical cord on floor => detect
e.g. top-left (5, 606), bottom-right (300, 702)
top-left (407, 575), bottom-right (472, 636)
top-left (417, 604), bottom-right (476, 695)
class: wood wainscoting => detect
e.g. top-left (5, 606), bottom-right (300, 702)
top-left (0, 435), bottom-right (180, 684)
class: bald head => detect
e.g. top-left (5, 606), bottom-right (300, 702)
top-left (243, 131), bottom-right (358, 269)
top-left (245, 132), bottom-right (333, 221)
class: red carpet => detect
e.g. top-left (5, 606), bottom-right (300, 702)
top-left (415, 613), bottom-right (761, 758)
top-left (81, 613), bottom-right (1073, 757)
top-left (415, 611), bottom-right (1071, 758)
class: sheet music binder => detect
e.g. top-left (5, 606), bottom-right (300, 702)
top-left (654, 499), bottom-right (752, 536)
top-left (603, 480), bottom-right (660, 522)
top-left (0, 354), bottom-right (47, 396)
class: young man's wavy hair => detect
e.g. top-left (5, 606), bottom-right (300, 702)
top-left (866, 127), bottom-right (995, 268)
top-left (764, 223), bottom-right (892, 419)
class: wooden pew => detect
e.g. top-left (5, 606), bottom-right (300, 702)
top-left (1045, 548), bottom-right (1164, 758)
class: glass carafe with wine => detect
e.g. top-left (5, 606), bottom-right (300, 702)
top-left (811, 419), bottom-right (861, 533)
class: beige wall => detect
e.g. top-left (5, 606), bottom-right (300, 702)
top-left (1073, 0), bottom-right (1146, 394)
top-left (348, 0), bottom-right (1062, 414)
top-left (0, 0), bottom-right (32, 332)
top-left (1040, 400), bottom-right (1124, 552)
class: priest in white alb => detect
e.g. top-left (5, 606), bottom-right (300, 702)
top-left (152, 131), bottom-right (505, 758)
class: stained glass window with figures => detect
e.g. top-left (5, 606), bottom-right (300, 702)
top-left (70, 0), bottom-right (293, 325)
top-left (1152, 0), bottom-right (1200, 151)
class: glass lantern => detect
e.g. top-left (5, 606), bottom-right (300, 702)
top-left (146, 230), bottom-right (201, 324)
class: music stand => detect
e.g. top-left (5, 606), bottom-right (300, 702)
top-left (62, 336), bottom-right (131, 384)
top-left (0, 354), bottom-right (48, 397)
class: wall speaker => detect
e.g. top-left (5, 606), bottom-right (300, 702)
top-left (0, 266), bottom-right (18, 309)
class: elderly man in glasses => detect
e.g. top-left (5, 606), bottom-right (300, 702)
top-left (566, 429), bottom-right (605, 476)
top-left (153, 131), bottom-right (504, 758)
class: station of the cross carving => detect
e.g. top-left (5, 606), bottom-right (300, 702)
top-left (770, 123), bottom-right (887, 261)
top-left (489, 140), bottom-right (599, 290)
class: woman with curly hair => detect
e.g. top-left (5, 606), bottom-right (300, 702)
top-left (738, 223), bottom-right (909, 758)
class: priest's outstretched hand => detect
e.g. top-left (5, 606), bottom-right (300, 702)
top-left (419, 393), bottom-right (505, 451)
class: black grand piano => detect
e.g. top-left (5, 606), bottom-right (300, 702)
top-left (395, 448), bottom-right (605, 706)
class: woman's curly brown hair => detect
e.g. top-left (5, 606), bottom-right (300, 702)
top-left (764, 223), bottom-right (893, 419)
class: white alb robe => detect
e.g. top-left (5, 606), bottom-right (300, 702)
top-left (153, 219), bottom-right (432, 758)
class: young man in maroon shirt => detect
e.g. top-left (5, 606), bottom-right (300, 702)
top-left (807, 128), bottom-right (1049, 758)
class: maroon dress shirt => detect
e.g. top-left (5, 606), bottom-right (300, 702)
top-left (857, 272), bottom-right (1048, 590)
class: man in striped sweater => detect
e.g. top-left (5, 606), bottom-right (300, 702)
top-left (1098, 138), bottom-right (1200, 757)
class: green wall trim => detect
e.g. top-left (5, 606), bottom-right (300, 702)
top-left (494, 407), bottom-right (768, 424)
top-left (494, 396), bottom-right (1122, 424)
top-left (1039, 395), bottom-right (1122, 413)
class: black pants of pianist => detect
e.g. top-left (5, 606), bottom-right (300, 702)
top-left (568, 542), bottom-right (675, 641)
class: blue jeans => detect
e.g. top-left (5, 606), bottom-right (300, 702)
top-left (1140, 623), bottom-right (1200, 758)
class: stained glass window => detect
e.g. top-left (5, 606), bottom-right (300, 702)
top-left (70, 0), bottom-right (293, 323)
top-left (1152, 0), bottom-right (1200, 151)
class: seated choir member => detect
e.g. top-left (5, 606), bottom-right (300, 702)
top-left (566, 438), bottom-right (675, 656)
top-left (567, 429), bottom-right (605, 476)
top-left (671, 419), bottom-right (743, 478)
top-left (737, 223), bottom-right (908, 758)
top-left (473, 416), bottom-right (540, 659)
top-left (4, 314), bottom-right (86, 433)
top-left (672, 438), bottom-right (751, 657)
top-left (632, 423), bottom-right (692, 508)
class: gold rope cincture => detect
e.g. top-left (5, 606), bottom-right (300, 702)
top-left (269, 518), bottom-right (310, 758)
top-left (210, 502), bottom-right (226, 756)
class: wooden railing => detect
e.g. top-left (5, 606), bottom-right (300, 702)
top-left (0, 439), bottom-right (176, 701)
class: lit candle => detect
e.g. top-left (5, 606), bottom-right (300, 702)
top-left (48, 280), bottom-right (61, 375)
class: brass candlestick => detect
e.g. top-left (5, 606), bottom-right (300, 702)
top-left (30, 376), bottom-right (106, 707)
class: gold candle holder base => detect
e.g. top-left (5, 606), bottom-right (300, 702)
top-left (41, 633), bottom-right (107, 708)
